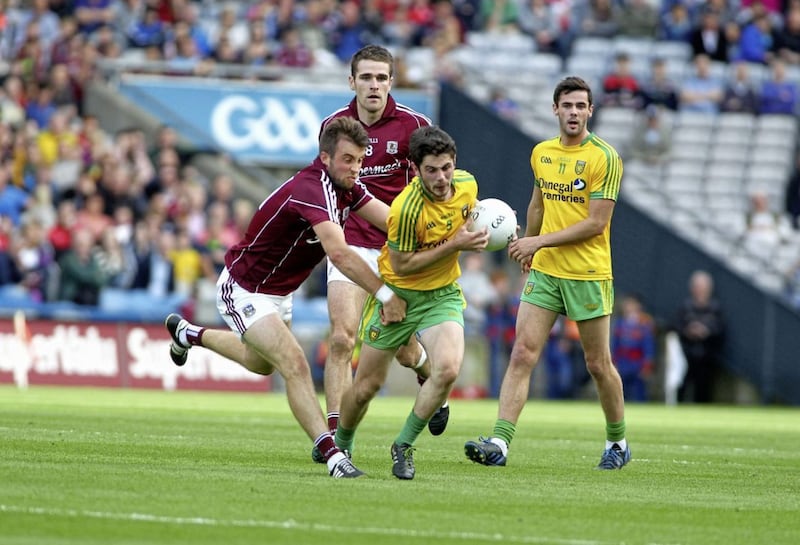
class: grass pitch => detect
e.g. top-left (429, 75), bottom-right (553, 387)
top-left (1, 385), bottom-right (798, 545)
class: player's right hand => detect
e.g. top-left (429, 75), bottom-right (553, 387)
top-left (454, 221), bottom-right (490, 252)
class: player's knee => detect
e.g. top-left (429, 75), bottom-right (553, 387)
top-left (509, 343), bottom-right (542, 372)
top-left (328, 328), bottom-right (357, 355)
top-left (395, 352), bottom-right (417, 369)
top-left (353, 377), bottom-right (382, 405)
top-left (585, 355), bottom-right (612, 379)
top-left (280, 357), bottom-right (312, 383)
top-left (242, 352), bottom-right (275, 376)
top-left (432, 364), bottom-right (459, 387)
top-left (247, 362), bottom-right (275, 375)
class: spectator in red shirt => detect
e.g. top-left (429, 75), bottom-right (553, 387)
top-left (602, 52), bottom-right (642, 109)
top-left (48, 199), bottom-right (77, 259)
top-left (274, 27), bottom-right (314, 68)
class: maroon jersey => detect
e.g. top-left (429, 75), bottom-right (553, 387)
top-left (320, 95), bottom-right (431, 249)
top-left (224, 157), bottom-right (372, 295)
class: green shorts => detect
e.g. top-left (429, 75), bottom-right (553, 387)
top-left (359, 283), bottom-right (465, 350)
top-left (520, 269), bottom-right (614, 321)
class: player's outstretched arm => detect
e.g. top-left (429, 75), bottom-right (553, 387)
top-left (354, 199), bottom-right (390, 233)
top-left (314, 220), bottom-right (406, 322)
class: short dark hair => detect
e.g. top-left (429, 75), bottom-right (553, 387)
top-left (319, 117), bottom-right (369, 156)
top-left (408, 126), bottom-right (456, 167)
top-left (350, 44), bottom-right (394, 77)
top-left (553, 76), bottom-right (593, 106)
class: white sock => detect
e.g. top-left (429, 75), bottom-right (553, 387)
top-left (489, 437), bottom-right (508, 456)
top-left (326, 451), bottom-right (346, 472)
top-left (606, 439), bottom-right (627, 451)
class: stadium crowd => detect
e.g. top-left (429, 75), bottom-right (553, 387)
top-left (1, 0), bottom-right (799, 403)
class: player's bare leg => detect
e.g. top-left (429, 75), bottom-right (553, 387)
top-left (497, 303), bottom-right (557, 423)
top-left (336, 344), bottom-right (397, 453)
top-left (577, 315), bottom-right (624, 423)
top-left (194, 328), bottom-right (271, 373)
top-left (395, 337), bottom-right (427, 376)
top-left (167, 313), bottom-right (362, 477)
top-left (577, 315), bottom-right (630, 469)
top-left (166, 314), bottom-right (264, 372)
top-left (465, 303), bottom-right (556, 466)
top-left (396, 336), bottom-right (450, 435)
top-left (243, 315), bottom-right (363, 476)
top-left (411, 323), bottom-right (463, 420)
top-left (324, 281), bottom-right (368, 430)
top-left (391, 322), bottom-right (464, 479)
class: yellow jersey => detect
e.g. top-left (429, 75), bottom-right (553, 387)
top-left (530, 133), bottom-right (622, 280)
top-left (379, 169), bottom-right (477, 290)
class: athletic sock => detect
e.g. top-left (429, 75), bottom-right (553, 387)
top-left (492, 419), bottom-right (516, 447)
top-left (326, 451), bottom-right (346, 473)
top-left (334, 425), bottom-right (355, 453)
top-left (314, 433), bottom-right (338, 462)
top-left (606, 439), bottom-right (628, 451)
top-left (606, 419), bottom-right (625, 441)
top-left (395, 410), bottom-right (427, 446)
top-left (184, 324), bottom-right (205, 346)
top-left (327, 412), bottom-right (339, 434)
top-left (489, 437), bottom-right (509, 457)
top-left (605, 419), bottom-right (626, 450)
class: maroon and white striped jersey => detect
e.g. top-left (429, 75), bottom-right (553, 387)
top-left (320, 95), bottom-right (431, 249)
top-left (224, 157), bottom-right (373, 295)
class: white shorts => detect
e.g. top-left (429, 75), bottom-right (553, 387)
top-left (216, 268), bottom-right (293, 338)
top-left (326, 246), bottom-right (380, 284)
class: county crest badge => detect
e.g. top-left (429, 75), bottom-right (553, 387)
top-left (369, 326), bottom-right (381, 342)
top-left (524, 282), bottom-right (534, 296)
top-left (386, 141), bottom-right (398, 154)
top-left (575, 160), bottom-right (586, 175)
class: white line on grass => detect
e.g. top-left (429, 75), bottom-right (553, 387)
top-left (0, 504), bottom-right (682, 545)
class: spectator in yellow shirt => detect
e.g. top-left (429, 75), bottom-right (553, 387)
top-left (170, 228), bottom-right (204, 297)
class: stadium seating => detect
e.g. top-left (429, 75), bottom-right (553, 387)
top-left (456, 31), bottom-right (800, 300)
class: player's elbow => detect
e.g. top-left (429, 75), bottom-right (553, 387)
top-left (327, 246), bottom-right (350, 268)
top-left (586, 217), bottom-right (608, 237)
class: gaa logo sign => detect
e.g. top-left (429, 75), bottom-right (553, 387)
top-left (210, 95), bottom-right (321, 154)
